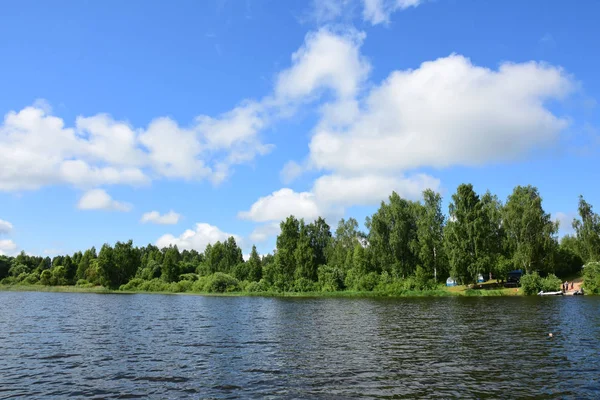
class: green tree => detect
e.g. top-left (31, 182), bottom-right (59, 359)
top-left (573, 195), bottom-right (600, 263)
top-left (503, 185), bottom-right (557, 274)
top-left (416, 189), bottom-right (446, 282)
top-left (295, 221), bottom-right (317, 281)
top-left (247, 245), bottom-right (262, 282)
top-left (161, 245), bottom-right (181, 282)
top-left (307, 217), bottom-right (332, 268)
top-left (444, 184), bottom-right (485, 283)
top-left (329, 218), bottom-right (361, 271)
top-left (274, 216), bottom-right (300, 290)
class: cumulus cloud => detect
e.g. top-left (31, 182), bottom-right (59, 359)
top-left (156, 223), bottom-right (240, 252)
top-left (312, 173), bottom-right (440, 206)
top-left (0, 219), bottom-right (13, 234)
top-left (0, 29), bottom-right (372, 193)
top-left (77, 189), bottom-right (132, 212)
top-left (140, 210), bottom-right (181, 225)
top-left (238, 188), bottom-right (325, 223)
top-left (275, 28), bottom-right (369, 102)
top-left (308, 54), bottom-right (574, 175)
top-left (0, 239), bottom-right (17, 255)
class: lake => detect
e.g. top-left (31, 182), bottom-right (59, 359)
top-left (0, 292), bottom-right (598, 399)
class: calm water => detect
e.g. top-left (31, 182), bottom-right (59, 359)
top-left (0, 292), bottom-right (599, 399)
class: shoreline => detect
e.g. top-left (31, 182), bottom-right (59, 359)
top-left (0, 284), bottom-right (521, 298)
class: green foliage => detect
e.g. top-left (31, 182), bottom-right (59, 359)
top-left (246, 280), bottom-right (269, 293)
top-left (541, 274), bottom-right (562, 292)
top-left (292, 277), bottom-right (319, 292)
top-left (503, 186), bottom-right (557, 274)
top-left (573, 196), bottom-right (600, 263)
top-left (519, 272), bottom-right (542, 295)
top-left (40, 269), bottom-right (53, 285)
top-left (583, 262), bottom-right (600, 294)
top-left (318, 265), bottom-right (345, 292)
top-left (204, 272), bottom-right (240, 293)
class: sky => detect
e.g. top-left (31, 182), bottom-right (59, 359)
top-left (1, 0), bottom-right (599, 258)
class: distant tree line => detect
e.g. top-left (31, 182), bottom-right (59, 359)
top-left (1, 184), bottom-right (599, 294)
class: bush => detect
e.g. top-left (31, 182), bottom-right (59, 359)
top-left (75, 279), bottom-right (93, 287)
top-left (318, 265), bottom-right (345, 292)
top-left (204, 273), bottom-right (240, 293)
top-left (1, 276), bottom-right (17, 285)
top-left (178, 273), bottom-right (198, 282)
top-left (40, 269), bottom-right (53, 286)
top-left (246, 280), bottom-right (269, 293)
top-left (170, 280), bottom-right (193, 293)
top-left (357, 272), bottom-right (380, 291)
top-left (120, 278), bottom-right (146, 291)
top-left (292, 277), bottom-right (318, 292)
top-left (22, 273), bottom-right (40, 285)
top-left (541, 274), bottom-right (562, 292)
top-left (583, 262), bottom-right (600, 294)
top-left (520, 272), bottom-right (542, 295)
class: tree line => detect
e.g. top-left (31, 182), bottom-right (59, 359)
top-left (1, 184), bottom-right (599, 294)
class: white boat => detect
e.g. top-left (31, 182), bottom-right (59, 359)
top-left (537, 291), bottom-right (563, 296)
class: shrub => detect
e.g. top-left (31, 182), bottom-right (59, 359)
top-left (318, 265), bottom-right (345, 292)
top-left (40, 269), bottom-right (53, 286)
top-left (170, 280), bottom-right (193, 293)
top-left (357, 272), bottom-right (380, 291)
top-left (292, 277), bottom-right (318, 292)
top-left (76, 279), bottom-right (94, 288)
top-left (1, 276), bottom-right (17, 285)
top-left (520, 272), bottom-right (542, 295)
top-left (178, 273), bottom-right (198, 282)
top-left (246, 280), bottom-right (269, 293)
top-left (120, 278), bottom-right (146, 291)
top-left (204, 272), bottom-right (240, 293)
top-left (541, 274), bottom-right (562, 292)
top-left (583, 262), bottom-right (600, 294)
top-left (22, 273), bottom-right (40, 285)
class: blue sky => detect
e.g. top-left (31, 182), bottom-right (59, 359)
top-left (1, 0), bottom-right (599, 258)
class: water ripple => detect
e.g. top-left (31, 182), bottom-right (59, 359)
top-left (0, 293), bottom-right (599, 398)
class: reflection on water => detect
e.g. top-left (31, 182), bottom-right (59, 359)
top-left (0, 292), bottom-right (598, 399)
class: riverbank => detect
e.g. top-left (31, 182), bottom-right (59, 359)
top-left (0, 284), bottom-right (521, 297)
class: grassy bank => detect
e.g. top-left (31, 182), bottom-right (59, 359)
top-left (0, 283), bottom-right (521, 297)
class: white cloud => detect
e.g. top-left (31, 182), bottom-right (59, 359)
top-left (249, 222), bottom-right (281, 243)
top-left (313, 173), bottom-right (440, 206)
top-left (140, 210), bottom-right (181, 225)
top-left (0, 219), bottom-right (13, 234)
top-left (275, 28), bottom-right (369, 102)
top-left (0, 239), bottom-right (17, 255)
top-left (309, 54), bottom-right (574, 175)
top-left (363, 0), bottom-right (422, 25)
top-left (77, 189), bottom-right (132, 212)
top-left (238, 188), bottom-right (325, 223)
top-left (156, 223), bottom-right (239, 252)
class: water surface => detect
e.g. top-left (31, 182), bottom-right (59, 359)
top-left (0, 292), bottom-right (598, 399)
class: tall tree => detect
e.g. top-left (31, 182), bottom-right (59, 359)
top-left (367, 192), bottom-right (420, 278)
top-left (247, 245), bottom-right (262, 282)
top-left (307, 217), bottom-right (332, 268)
top-left (295, 221), bottom-right (317, 281)
top-left (416, 189), bottom-right (446, 282)
top-left (573, 195), bottom-right (600, 263)
top-left (274, 216), bottom-right (300, 289)
top-left (329, 218), bottom-right (361, 271)
top-left (161, 245), bottom-right (181, 282)
top-left (503, 185), bottom-right (557, 273)
top-left (444, 184), bottom-right (485, 283)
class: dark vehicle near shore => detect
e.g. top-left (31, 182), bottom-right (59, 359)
top-left (507, 269), bottom-right (523, 284)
